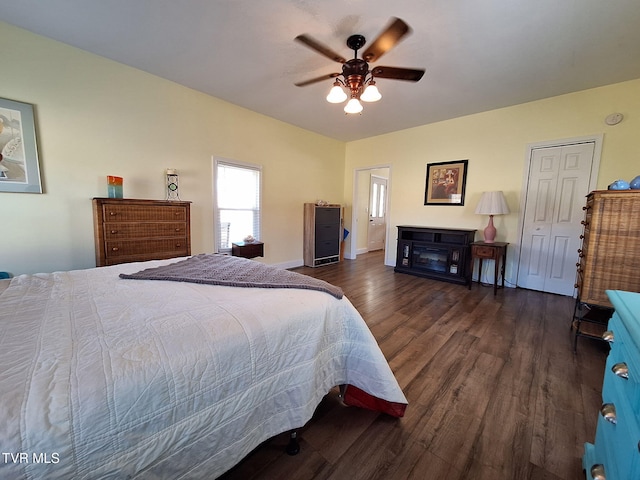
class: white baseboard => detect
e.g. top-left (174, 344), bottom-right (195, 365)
top-left (273, 259), bottom-right (304, 270)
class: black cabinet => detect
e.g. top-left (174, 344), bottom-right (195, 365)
top-left (395, 226), bottom-right (476, 285)
top-left (304, 203), bottom-right (342, 267)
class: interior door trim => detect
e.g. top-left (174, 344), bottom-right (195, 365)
top-left (348, 165), bottom-right (392, 264)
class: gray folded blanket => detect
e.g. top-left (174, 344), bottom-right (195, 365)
top-left (119, 253), bottom-right (343, 299)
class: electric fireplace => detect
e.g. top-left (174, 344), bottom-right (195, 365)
top-left (395, 226), bottom-right (476, 285)
top-left (412, 245), bottom-right (448, 273)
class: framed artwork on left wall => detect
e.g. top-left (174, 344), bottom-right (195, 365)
top-left (0, 97), bottom-right (42, 193)
top-left (424, 159), bottom-right (468, 205)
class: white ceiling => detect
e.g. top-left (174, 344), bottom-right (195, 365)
top-left (1, 0), bottom-right (639, 142)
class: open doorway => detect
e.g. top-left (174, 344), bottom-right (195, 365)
top-left (349, 166), bottom-right (391, 264)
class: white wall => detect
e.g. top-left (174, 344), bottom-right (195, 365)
top-left (0, 22), bottom-right (345, 275)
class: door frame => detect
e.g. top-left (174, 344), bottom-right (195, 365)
top-left (515, 134), bottom-right (603, 288)
top-left (367, 174), bottom-right (388, 252)
top-left (348, 165), bottom-right (393, 265)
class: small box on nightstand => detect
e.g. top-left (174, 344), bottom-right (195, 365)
top-left (232, 241), bottom-right (264, 259)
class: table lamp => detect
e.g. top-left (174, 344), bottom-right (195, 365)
top-left (475, 191), bottom-right (510, 243)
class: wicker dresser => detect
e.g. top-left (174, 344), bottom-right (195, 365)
top-left (92, 198), bottom-right (191, 266)
top-left (583, 290), bottom-right (640, 479)
top-left (573, 191), bottom-right (640, 347)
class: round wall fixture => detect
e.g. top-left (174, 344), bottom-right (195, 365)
top-left (605, 113), bottom-right (624, 126)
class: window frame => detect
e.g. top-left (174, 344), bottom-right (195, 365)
top-left (212, 157), bottom-right (262, 254)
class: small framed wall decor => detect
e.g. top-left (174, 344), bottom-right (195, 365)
top-left (0, 97), bottom-right (42, 193)
top-left (424, 159), bottom-right (468, 206)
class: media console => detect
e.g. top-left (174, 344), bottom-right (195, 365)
top-left (395, 225), bottom-right (476, 285)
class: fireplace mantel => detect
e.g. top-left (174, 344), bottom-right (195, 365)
top-left (394, 226), bottom-right (476, 285)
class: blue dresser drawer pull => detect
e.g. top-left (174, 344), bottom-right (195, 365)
top-left (612, 362), bottom-right (629, 379)
top-left (590, 464), bottom-right (606, 479)
top-left (602, 330), bottom-right (614, 343)
top-left (600, 404), bottom-right (616, 424)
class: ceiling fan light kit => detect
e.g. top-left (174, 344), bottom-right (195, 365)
top-left (344, 97), bottom-right (364, 114)
top-left (326, 81), bottom-right (348, 103)
top-left (295, 18), bottom-right (425, 115)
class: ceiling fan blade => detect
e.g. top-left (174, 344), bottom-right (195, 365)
top-left (294, 72), bottom-right (340, 87)
top-left (371, 66), bottom-right (425, 82)
top-left (295, 34), bottom-right (347, 64)
top-left (362, 18), bottom-right (411, 63)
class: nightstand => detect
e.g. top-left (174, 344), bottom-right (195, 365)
top-left (469, 241), bottom-right (508, 295)
top-left (232, 241), bottom-right (264, 259)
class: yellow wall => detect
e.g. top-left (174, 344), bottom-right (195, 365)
top-left (3, 21), bottom-right (639, 281)
top-left (0, 22), bottom-right (345, 275)
top-left (344, 79), bottom-right (640, 284)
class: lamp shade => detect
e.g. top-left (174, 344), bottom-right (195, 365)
top-left (475, 191), bottom-right (510, 215)
top-left (326, 83), bottom-right (348, 103)
top-left (344, 98), bottom-right (363, 114)
top-left (475, 191), bottom-right (509, 243)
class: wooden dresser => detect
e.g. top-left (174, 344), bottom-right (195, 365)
top-left (583, 290), bottom-right (640, 479)
top-left (573, 191), bottom-right (640, 347)
top-left (92, 198), bottom-right (191, 266)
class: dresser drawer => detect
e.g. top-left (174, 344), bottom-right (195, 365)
top-left (471, 245), bottom-right (497, 259)
top-left (592, 410), bottom-right (640, 480)
top-left (105, 239), bottom-right (189, 258)
top-left (605, 341), bottom-right (640, 408)
top-left (104, 222), bottom-right (187, 240)
top-left (315, 207), bottom-right (340, 225)
top-left (315, 223), bottom-right (340, 242)
top-left (101, 204), bottom-right (187, 222)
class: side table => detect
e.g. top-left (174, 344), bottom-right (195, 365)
top-left (469, 241), bottom-right (508, 295)
top-left (232, 241), bottom-right (264, 259)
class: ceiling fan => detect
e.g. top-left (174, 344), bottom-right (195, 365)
top-left (294, 17), bottom-right (425, 114)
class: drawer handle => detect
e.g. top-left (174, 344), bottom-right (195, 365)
top-left (111, 247), bottom-right (119, 252)
top-left (612, 362), bottom-right (628, 379)
top-left (175, 243), bottom-right (182, 247)
top-left (590, 464), bottom-right (605, 480)
top-left (175, 228), bottom-right (181, 232)
top-left (109, 211), bottom-right (117, 216)
top-left (110, 230), bottom-right (118, 234)
top-left (602, 331), bottom-right (614, 343)
top-left (600, 403), bottom-right (616, 424)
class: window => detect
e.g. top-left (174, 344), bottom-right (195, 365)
top-left (213, 158), bottom-right (261, 253)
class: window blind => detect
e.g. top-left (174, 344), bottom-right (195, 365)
top-left (214, 159), bottom-right (261, 252)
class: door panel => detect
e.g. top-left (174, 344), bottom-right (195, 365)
top-left (517, 143), bottom-right (595, 295)
top-left (368, 175), bottom-right (387, 251)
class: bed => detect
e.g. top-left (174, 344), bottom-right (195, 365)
top-left (0, 254), bottom-right (407, 479)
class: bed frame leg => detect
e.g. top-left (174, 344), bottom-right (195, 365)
top-left (338, 384), bottom-right (347, 399)
top-left (286, 430), bottom-right (300, 456)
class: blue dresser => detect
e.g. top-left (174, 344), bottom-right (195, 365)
top-left (583, 290), bottom-right (640, 479)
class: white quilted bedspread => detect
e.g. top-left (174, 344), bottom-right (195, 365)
top-left (0, 258), bottom-right (406, 479)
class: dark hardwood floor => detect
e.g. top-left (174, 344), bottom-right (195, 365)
top-left (219, 251), bottom-right (608, 479)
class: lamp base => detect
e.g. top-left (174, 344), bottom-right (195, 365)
top-left (483, 215), bottom-right (496, 243)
